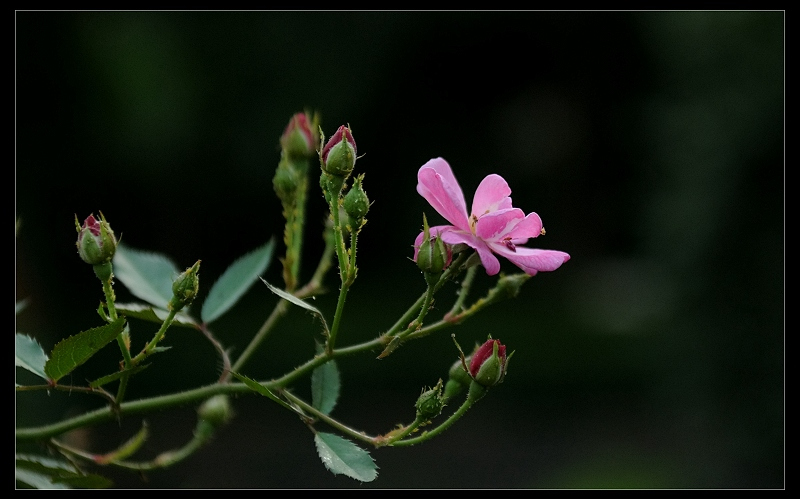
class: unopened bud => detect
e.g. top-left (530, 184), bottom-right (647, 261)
top-left (75, 213), bottom-right (117, 266)
top-left (415, 379), bottom-right (445, 420)
top-left (469, 338), bottom-right (512, 388)
top-left (170, 260), bottom-right (201, 311)
top-left (343, 174), bottom-right (369, 228)
top-left (280, 112), bottom-right (318, 161)
top-left (320, 125), bottom-right (357, 178)
top-left (198, 394), bottom-right (233, 429)
top-left (416, 214), bottom-right (451, 278)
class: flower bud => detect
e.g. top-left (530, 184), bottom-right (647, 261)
top-left (75, 213), bottom-right (117, 266)
top-left (273, 158), bottom-right (300, 202)
top-left (320, 125), bottom-right (357, 178)
top-left (415, 379), bottom-right (445, 420)
top-left (170, 260), bottom-right (201, 311)
top-left (343, 174), bottom-right (369, 228)
top-left (198, 394), bottom-right (233, 429)
top-left (280, 112), bottom-right (318, 161)
top-left (443, 357), bottom-right (472, 401)
top-left (469, 338), bottom-right (511, 388)
top-left (416, 214), bottom-right (451, 276)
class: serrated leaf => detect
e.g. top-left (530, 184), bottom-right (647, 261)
top-left (202, 239), bottom-right (275, 324)
top-left (229, 371), bottom-right (294, 412)
top-left (314, 432), bottom-right (378, 482)
top-left (44, 318), bottom-right (126, 382)
top-left (15, 333), bottom-right (49, 381)
top-left (113, 243), bottom-right (180, 310)
top-left (115, 302), bottom-right (198, 328)
top-left (89, 364), bottom-right (150, 388)
top-left (261, 278), bottom-right (329, 336)
top-left (16, 454), bottom-right (113, 489)
top-left (311, 345), bottom-right (340, 416)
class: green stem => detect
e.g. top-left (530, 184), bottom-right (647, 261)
top-left (389, 382), bottom-right (487, 447)
top-left (281, 390), bottom-right (376, 446)
top-left (229, 299), bottom-right (289, 377)
top-left (130, 308), bottom-right (178, 365)
top-left (445, 265), bottom-right (477, 320)
top-left (288, 174), bottom-right (309, 292)
top-left (231, 224), bottom-right (336, 379)
top-left (330, 197), bottom-right (349, 278)
top-left (377, 416), bottom-right (426, 447)
top-left (326, 282), bottom-right (350, 355)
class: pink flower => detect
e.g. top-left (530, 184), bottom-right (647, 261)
top-left (413, 158), bottom-right (570, 276)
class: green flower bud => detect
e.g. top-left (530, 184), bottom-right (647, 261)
top-left (75, 213), bottom-right (117, 266)
top-left (320, 125), bottom-right (357, 178)
top-left (198, 394), bottom-right (233, 429)
top-left (273, 159), bottom-right (299, 202)
top-left (416, 214), bottom-right (451, 277)
top-left (443, 357), bottom-right (472, 401)
top-left (170, 260), bottom-right (201, 311)
top-left (343, 174), bottom-right (369, 227)
top-left (415, 379), bottom-right (445, 420)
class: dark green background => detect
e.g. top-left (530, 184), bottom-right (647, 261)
top-left (15, 11), bottom-right (784, 489)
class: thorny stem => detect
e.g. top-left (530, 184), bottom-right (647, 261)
top-left (389, 382), bottom-right (487, 447)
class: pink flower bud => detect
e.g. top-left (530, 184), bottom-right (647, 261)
top-left (321, 125), bottom-right (357, 177)
top-left (469, 338), bottom-right (509, 387)
top-left (280, 112), bottom-right (317, 160)
top-left (75, 213), bottom-right (117, 266)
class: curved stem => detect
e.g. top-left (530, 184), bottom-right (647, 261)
top-left (281, 390), bottom-right (376, 446)
top-left (389, 382), bottom-right (487, 447)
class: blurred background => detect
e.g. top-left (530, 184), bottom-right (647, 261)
top-left (15, 11), bottom-right (783, 489)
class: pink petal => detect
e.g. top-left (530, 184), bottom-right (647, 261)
top-left (503, 212), bottom-right (544, 241)
top-left (491, 245), bottom-right (571, 275)
top-left (440, 230), bottom-right (501, 275)
top-left (418, 159), bottom-right (469, 230)
top-left (412, 225), bottom-right (455, 260)
top-left (471, 174), bottom-right (512, 218)
top-left (474, 208), bottom-right (524, 241)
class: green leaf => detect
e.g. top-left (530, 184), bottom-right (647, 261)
top-left (229, 371), bottom-right (294, 412)
top-left (44, 318), bottom-right (126, 382)
top-left (15, 333), bottom-right (49, 381)
top-left (115, 302), bottom-right (198, 328)
top-left (113, 243), bottom-right (180, 310)
top-left (201, 239), bottom-right (275, 324)
top-left (311, 345), bottom-right (340, 416)
top-left (261, 278), bottom-right (329, 336)
top-left (314, 432), bottom-right (378, 482)
top-left (16, 454), bottom-right (113, 489)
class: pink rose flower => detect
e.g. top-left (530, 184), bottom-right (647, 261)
top-left (413, 158), bottom-right (570, 276)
